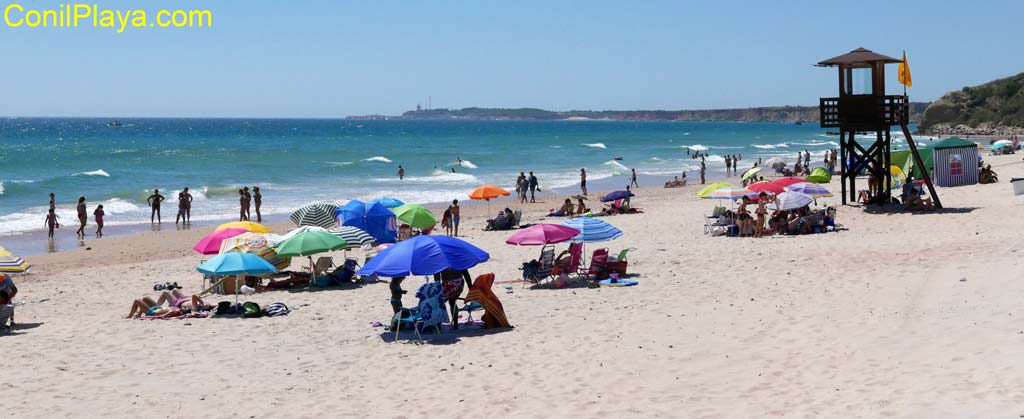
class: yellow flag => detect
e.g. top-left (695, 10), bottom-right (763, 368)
top-left (898, 51), bottom-right (912, 88)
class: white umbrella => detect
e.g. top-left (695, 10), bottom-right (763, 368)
top-left (765, 157), bottom-right (786, 170)
top-left (768, 192), bottom-right (814, 211)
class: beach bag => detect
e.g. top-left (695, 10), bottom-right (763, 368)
top-left (242, 302), bottom-right (262, 318)
top-left (263, 302), bottom-right (290, 317)
top-left (216, 301), bottom-right (232, 315)
top-left (521, 260), bottom-right (539, 279)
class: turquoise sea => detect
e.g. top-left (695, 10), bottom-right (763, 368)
top-left (0, 118), bottom-right (922, 236)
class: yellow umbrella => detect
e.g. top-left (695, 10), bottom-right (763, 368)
top-left (215, 221), bottom-right (271, 234)
top-left (696, 182), bottom-right (732, 199)
top-left (889, 165), bottom-right (907, 190)
top-left (0, 246), bottom-right (31, 274)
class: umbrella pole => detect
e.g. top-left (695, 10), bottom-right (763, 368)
top-left (235, 274), bottom-right (242, 305)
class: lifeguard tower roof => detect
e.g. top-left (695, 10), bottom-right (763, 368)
top-left (817, 47), bottom-right (900, 68)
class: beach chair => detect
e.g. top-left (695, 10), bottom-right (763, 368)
top-left (0, 304), bottom-right (13, 333)
top-left (555, 242), bottom-right (583, 275)
top-left (392, 281), bottom-right (446, 342)
top-left (305, 257), bottom-right (334, 276)
top-left (578, 248), bottom-right (610, 281)
top-left (511, 209), bottom-right (522, 227)
top-left (801, 210), bottom-right (825, 233)
top-left (522, 245), bottom-right (556, 287)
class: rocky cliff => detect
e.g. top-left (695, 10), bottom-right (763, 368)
top-left (919, 72), bottom-right (1024, 135)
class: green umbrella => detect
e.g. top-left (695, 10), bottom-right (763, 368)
top-left (806, 167), bottom-right (832, 184)
top-left (275, 230), bottom-right (349, 257)
top-left (696, 182), bottom-right (732, 199)
top-left (741, 166), bottom-right (762, 181)
top-left (393, 203), bottom-right (437, 229)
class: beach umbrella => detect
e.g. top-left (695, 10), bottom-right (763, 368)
top-left (219, 232), bottom-right (290, 270)
top-left (290, 201), bottom-right (342, 229)
top-left (275, 230), bottom-right (349, 258)
top-left (806, 167), bottom-right (832, 184)
top-left (357, 235), bottom-right (490, 277)
top-left (600, 190), bottom-right (635, 203)
top-left (707, 186), bottom-right (758, 201)
top-left (889, 166), bottom-right (907, 190)
top-left (197, 252), bottom-right (278, 303)
top-left (696, 182), bottom-right (733, 198)
top-left (561, 217), bottom-right (623, 243)
top-left (197, 252), bottom-right (278, 276)
top-left (993, 140), bottom-right (1013, 147)
top-left (770, 177), bottom-right (808, 188)
top-left (747, 181), bottom-right (786, 195)
top-left (505, 224), bottom-right (581, 246)
top-left (786, 182), bottom-right (833, 198)
top-left (193, 228), bottom-right (249, 255)
top-left (392, 203), bottom-right (437, 229)
top-left (215, 221), bottom-right (271, 234)
top-left (336, 200), bottom-right (397, 244)
top-left (992, 142), bottom-right (1010, 150)
top-left (768, 192), bottom-right (814, 211)
top-left (468, 185), bottom-right (510, 200)
top-left (0, 247), bottom-right (31, 274)
top-left (765, 157), bottom-right (786, 170)
top-left (741, 167), bottom-right (762, 181)
top-left (328, 226), bottom-right (375, 248)
top-left (370, 197), bottom-right (405, 209)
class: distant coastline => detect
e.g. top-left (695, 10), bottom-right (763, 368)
top-left (347, 103), bottom-right (930, 123)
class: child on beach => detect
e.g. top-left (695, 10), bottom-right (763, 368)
top-left (450, 199), bottom-right (461, 237)
top-left (44, 208), bottom-right (59, 240)
top-left (94, 205), bottom-right (105, 237)
top-left (441, 206), bottom-right (453, 236)
top-left (390, 276), bottom-right (407, 314)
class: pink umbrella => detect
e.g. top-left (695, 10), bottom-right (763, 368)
top-left (505, 224), bottom-right (581, 246)
top-left (193, 228), bottom-right (249, 255)
top-left (747, 181), bottom-right (786, 195)
top-left (770, 177), bottom-right (808, 188)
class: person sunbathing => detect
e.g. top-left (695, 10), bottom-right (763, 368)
top-left (126, 297), bottom-right (183, 319)
top-left (905, 193), bottom-right (935, 211)
top-left (157, 289), bottom-right (214, 312)
top-left (548, 199), bottom-right (575, 216)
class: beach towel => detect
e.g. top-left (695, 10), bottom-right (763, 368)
top-left (464, 273), bottom-right (512, 329)
top-left (598, 278), bottom-right (638, 287)
top-left (415, 281), bottom-right (448, 328)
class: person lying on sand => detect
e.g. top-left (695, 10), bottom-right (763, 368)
top-left (126, 290), bottom-right (213, 318)
top-left (126, 297), bottom-right (181, 319)
top-left (548, 199), bottom-right (575, 216)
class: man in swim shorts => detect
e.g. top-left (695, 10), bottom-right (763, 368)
top-left (450, 199), bottom-right (460, 237)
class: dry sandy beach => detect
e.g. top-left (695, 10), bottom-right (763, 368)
top-left (5, 155), bottom-right (1024, 418)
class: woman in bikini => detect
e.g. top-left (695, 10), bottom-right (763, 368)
top-left (737, 197), bottom-right (752, 237)
top-left (754, 192), bottom-right (769, 237)
top-left (125, 290), bottom-right (212, 318)
top-left (75, 196), bottom-right (87, 239)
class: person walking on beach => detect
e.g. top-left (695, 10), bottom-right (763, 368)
top-left (238, 189), bottom-right (248, 221)
top-left (94, 204), bottom-right (105, 238)
top-left (441, 205), bottom-right (453, 236)
top-left (397, 165), bottom-right (405, 180)
top-left (724, 156), bottom-right (732, 176)
top-left (253, 186), bottom-right (262, 222)
top-left (75, 196), bottom-right (87, 239)
top-left (528, 171), bottom-right (539, 203)
top-left (450, 199), bottom-right (461, 237)
top-left (147, 189), bottom-right (165, 224)
top-left (630, 168), bottom-right (639, 188)
top-left (580, 168), bottom-right (588, 196)
top-left (700, 161), bottom-right (706, 184)
top-left (48, 192), bottom-right (55, 212)
top-left (44, 208), bottom-right (58, 240)
top-left (517, 172), bottom-right (527, 203)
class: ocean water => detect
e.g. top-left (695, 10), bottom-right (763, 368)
top-left (0, 118), bottom-right (921, 235)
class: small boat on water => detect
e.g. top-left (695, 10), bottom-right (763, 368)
top-left (613, 156), bottom-right (623, 161)
top-left (108, 121), bottom-right (123, 127)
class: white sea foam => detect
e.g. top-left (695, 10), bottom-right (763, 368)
top-left (362, 156), bottom-right (392, 163)
top-left (374, 169), bottom-right (480, 185)
top-left (790, 141), bottom-right (839, 147)
top-left (447, 159), bottom-right (479, 169)
top-left (752, 143), bottom-right (789, 149)
top-left (327, 161), bottom-right (354, 167)
top-left (602, 160), bottom-right (629, 173)
top-left (0, 182), bottom-right (4, 195)
top-left (648, 157), bottom-right (664, 162)
top-left (74, 169), bottom-right (111, 177)
top-left (583, 143), bottom-right (607, 149)
top-left (0, 197), bottom-right (143, 235)
top-left (683, 132), bottom-right (691, 136)
top-left (682, 144), bottom-right (709, 151)
top-left (550, 145), bottom-right (563, 149)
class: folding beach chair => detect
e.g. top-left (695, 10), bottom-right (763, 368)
top-left (522, 245), bottom-right (556, 287)
top-left (555, 242), bottom-right (583, 276)
top-left (511, 209), bottom-right (522, 227)
top-left (305, 257), bottom-right (334, 276)
top-left (578, 248), bottom-right (610, 281)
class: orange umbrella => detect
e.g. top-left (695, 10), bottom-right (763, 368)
top-left (468, 185), bottom-right (510, 200)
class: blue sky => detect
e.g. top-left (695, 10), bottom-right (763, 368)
top-left (2, 0), bottom-right (1021, 117)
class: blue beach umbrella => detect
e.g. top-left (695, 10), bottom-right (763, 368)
top-left (600, 190), bottom-right (635, 203)
top-left (197, 252), bottom-right (278, 276)
top-left (371, 197), bottom-right (405, 209)
top-left (561, 217), bottom-right (623, 243)
top-left (357, 235), bottom-right (490, 277)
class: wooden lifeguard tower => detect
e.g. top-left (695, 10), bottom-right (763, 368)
top-left (817, 47), bottom-right (940, 208)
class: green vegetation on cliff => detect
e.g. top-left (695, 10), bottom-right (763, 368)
top-left (919, 72), bottom-right (1024, 133)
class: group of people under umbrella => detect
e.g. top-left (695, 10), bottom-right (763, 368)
top-left (698, 176), bottom-right (837, 237)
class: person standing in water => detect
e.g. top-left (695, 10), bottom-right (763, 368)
top-left (147, 189), bottom-right (165, 224)
top-left (397, 165), bottom-right (405, 180)
top-left (94, 204), bottom-right (105, 237)
top-left (44, 208), bottom-right (58, 240)
top-left (700, 161), bottom-right (707, 184)
top-left (75, 196), bottom-right (87, 238)
top-left (176, 190), bottom-right (187, 225)
top-left (238, 189), bottom-right (247, 221)
top-left (242, 187), bottom-right (252, 221)
top-left (48, 192), bottom-right (55, 212)
top-left (580, 168), bottom-right (588, 196)
top-left (630, 168), bottom-right (639, 188)
top-left (450, 199), bottom-right (461, 237)
top-left (253, 186), bottom-right (262, 222)
top-left (182, 187), bottom-right (193, 225)
top-left (528, 171), bottom-right (539, 203)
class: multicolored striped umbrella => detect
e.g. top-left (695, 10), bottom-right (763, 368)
top-left (785, 182), bottom-right (833, 198)
top-left (0, 247), bottom-right (31, 274)
top-left (215, 221), bottom-right (271, 234)
top-left (707, 186), bottom-right (758, 201)
top-left (290, 201), bottom-right (342, 229)
top-left (696, 182), bottom-right (733, 199)
top-left (561, 217), bottom-right (623, 243)
top-left (193, 228), bottom-right (249, 255)
top-left (219, 232), bottom-right (291, 270)
top-left (328, 226), bottom-right (375, 249)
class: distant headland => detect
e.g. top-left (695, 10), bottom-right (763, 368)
top-left (347, 103), bottom-right (930, 123)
